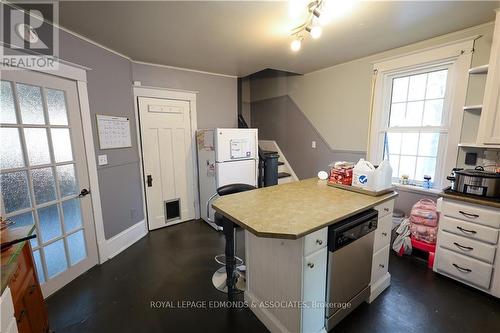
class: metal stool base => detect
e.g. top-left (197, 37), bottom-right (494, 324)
top-left (212, 266), bottom-right (246, 293)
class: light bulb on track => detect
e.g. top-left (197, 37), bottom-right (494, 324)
top-left (290, 38), bottom-right (302, 52)
top-left (309, 26), bottom-right (322, 39)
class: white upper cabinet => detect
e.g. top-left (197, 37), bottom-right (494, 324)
top-left (477, 9), bottom-right (500, 145)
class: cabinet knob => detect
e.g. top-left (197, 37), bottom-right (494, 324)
top-left (316, 239), bottom-right (323, 245)
top-left (307, 262), bottom-right (315, 268)
top-left (384, 208), bottom-right (390, 212)
top-left (382, 232), bottom-right (388, 236)
top-left (379, 264), bottom-right (385, 268)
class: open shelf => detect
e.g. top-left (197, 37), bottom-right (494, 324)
top-left (458, 142), bottom-right (500, 149)
top-left (468, 64), bottom-right (488, 74)
top-left (463, 105), bottom-right (482, 112)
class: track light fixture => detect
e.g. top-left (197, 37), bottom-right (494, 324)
top-left (289, 0), bottom-right (358, 51)
top-left (306, 25), bottom-right (322, 39)
top-left (290, 0), bottom-right (324, 52)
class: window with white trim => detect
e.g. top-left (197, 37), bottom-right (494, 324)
top-left (383, 67), bottom-right (450, 185)
top-left (368, 39), bottom-right (473, 190)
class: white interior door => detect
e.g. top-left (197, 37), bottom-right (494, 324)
top-left (138, 97), bottom-right (195, 230)
top-left (0, 70), bottom-right (98, 297)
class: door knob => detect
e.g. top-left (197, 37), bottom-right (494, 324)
top-left (147, 175), bottom-right (153, 187)
top-left (78, 188), bottom-right (90, 197)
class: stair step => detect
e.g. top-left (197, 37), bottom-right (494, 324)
top-left (261, 150), bottom-right (278, 155)
top-left (278, 172), bottom-right (291, 179)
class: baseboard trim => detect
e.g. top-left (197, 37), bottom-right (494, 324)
top-left (245, 291), bottom-right (292, 333)
top-left (99, 220), bottom-right (148, 263)
top-left (368, 272), bottom-right (391, 303)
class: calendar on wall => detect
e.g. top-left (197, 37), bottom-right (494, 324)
top-left (96, 114), bottom-right (132, 149)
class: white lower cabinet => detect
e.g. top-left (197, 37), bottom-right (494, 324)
top-left (435, 198), bottom-right (500, 297)
top-left (371, 245), bottom-right (390, 285)
top-left (373, 214), bottom-right (392, 253)
top-left (245, 229), bottom-right (328, 333)
top-left (435, 247), bottom-right (493, 289)
top-left (302, 247), bottom-right (328, 333)
top-left (437, 230), bottom-right (496, 264)
top-left (369, 199), bottom-right (395, 302)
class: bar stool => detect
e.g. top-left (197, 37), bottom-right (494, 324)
top-left (211, 183), bottom-right (255, 300)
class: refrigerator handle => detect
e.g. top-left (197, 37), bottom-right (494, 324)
top-left (206, 192), bottom-right (218, 223)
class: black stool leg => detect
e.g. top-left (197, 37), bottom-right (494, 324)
top-left (222, 218), bottom-right (236, 301)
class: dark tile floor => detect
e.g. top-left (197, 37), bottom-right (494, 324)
top-left (46, 220), bottom-right (500, 333)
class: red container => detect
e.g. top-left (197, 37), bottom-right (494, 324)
top-left (329, 167), bottom-right (353, 185)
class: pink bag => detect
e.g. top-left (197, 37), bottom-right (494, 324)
top-left (409, 199), bottom-right (438, 227)
top-left (410, 224), bottom-right (438, 244)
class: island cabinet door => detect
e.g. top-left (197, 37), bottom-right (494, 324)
top-left (301, 247), bottom-right (328, 333)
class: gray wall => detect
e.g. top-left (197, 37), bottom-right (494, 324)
top-left (54, 31), bottom-right (237, 239)
top-left (59, 31), bottom-right (145, 239)
top-left (131, 63), bottom-right (237, 128)
top-left (252, 95), bottom-right (364, 179)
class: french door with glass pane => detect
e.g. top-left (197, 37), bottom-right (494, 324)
top-left (0, 69), bottom-right (98, 297)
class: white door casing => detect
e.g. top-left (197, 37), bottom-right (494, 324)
top-left (1, 69), bottom-right (99, 297)
top-left (138, 96), bottom-right (196, 230)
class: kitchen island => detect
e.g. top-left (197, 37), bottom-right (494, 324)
top-left (212, 178), bottom-right (397, 333)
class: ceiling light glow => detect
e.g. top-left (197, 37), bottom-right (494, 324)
top-left (291, 38), bottom-right (302, 52)
top-left (320, 0), bottom-right (359, 25)
top-left (310, 25), bottom-right (322, 39)
top-left (289, 0), bottom-right (309, 20)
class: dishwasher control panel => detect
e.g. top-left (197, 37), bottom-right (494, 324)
top-left (328, 209), bottom-right (378, 252)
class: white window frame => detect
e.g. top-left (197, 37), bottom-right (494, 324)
top-left (368, 38), bottom-right (475, 189)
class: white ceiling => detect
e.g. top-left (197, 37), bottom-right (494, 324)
top-left (59, 1), bottom-right (499, 76)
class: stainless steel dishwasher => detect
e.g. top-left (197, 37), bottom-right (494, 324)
top-left (325, 208), bottom-right (378, 330)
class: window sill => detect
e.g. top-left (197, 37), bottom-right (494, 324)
top-left (393, 183), bottom-right (442, 196)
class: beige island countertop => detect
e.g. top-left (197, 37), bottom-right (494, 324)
top-left (212, 178), bottom-right (398, 239)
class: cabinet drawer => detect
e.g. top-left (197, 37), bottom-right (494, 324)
top-left (375, 200), bottom-right (394, 218)
top-left (440, 215), bottom-right (499, 245)
top-left (438, 230), bottom-right (497, 264)
top-left (435, 248), bottom-right (493, 289)
top-left (371, 245), bottom-right (390, 285)
top-left (304, 228), bottom-right (327, 257)
top-left (373, 214), bottom-right (392, 253)
top-left (442, 200), bottom-right (500, 229)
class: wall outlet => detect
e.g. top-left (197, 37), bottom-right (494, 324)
top-left (98, 154), bottom-right (108, 166)
top-left (311, 141), bottom-right (316, 149)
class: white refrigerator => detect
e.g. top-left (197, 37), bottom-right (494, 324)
top-left (197, 128), bottom-right (258, 230)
